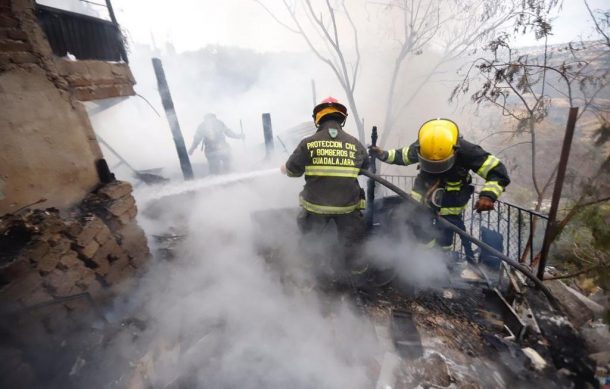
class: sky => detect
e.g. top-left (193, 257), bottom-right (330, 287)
top-left (118, 0), bottom-right (609, 52)
top-left (38, 0), bottom-right (610, 53)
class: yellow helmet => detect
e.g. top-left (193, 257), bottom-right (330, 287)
top-left (417, 118), bottom-right (459, 173)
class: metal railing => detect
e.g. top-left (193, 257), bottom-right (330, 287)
top-left (36, 3), bottom-right (128, 62)
top-left (378, 175), bottom-right (549, 268)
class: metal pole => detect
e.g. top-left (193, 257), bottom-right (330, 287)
top-left (262, 113), bottom-right (275, 158)
top-left (536, 107), bottom-right (579, 280)
top-left (311, 79), bottom-right (317, 106)
top-left (105, 0), bottom-right (118, 25)
top-left (366, 126), bottom-right (378, 229)
top-left (152, 58), bottom-right (194, 181)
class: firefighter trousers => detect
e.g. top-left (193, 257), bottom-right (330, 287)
top-left (296, 209), bottom-right (366, 269)
top-left (437, 214), bottom-right (475, 259)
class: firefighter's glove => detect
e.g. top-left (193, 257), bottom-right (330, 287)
top-left (369, 146), bottom-right (387, 161)
top-left (474, 196), bottom-right (495, 213)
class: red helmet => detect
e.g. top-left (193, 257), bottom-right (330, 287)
top-left (312, 96), bottom-right (348, 127)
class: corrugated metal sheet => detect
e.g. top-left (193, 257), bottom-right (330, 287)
top-left (36, 4), bottom-right (127, 62)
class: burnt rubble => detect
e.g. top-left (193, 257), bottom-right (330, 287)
top-left (0, 181), bottom-right (150, 387)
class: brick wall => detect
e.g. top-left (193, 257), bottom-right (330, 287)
top-left (0, 181), bottom-right (149, 308)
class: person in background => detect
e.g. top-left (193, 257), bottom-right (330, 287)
top-left (189, 113), bottom-right (244, 174)
top-left (281, 97), bottom-right (369, 283)
top-left (370, 118), bottom-right (510, 261)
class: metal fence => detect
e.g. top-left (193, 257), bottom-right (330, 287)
top-left (36, 4), bottom-right (128, 62)
top-left (378, 175), bottom-right (549, 267)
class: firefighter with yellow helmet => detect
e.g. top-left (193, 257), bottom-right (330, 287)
top-left (371, 118), bottom-right (510, 257)
top-left (281, 97), bottom-right (369, 280)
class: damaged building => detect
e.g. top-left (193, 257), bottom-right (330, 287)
top-left (0, 1), bottom-right (149, 385)
top-left (0, 0), bottom-right (608, 388)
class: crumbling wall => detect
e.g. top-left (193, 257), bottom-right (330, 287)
top-left (0, 66), bottom-right (103, 213)
top-left (55, 59), bottom-right (135, 101)
top-left (0, 180), bottom-right (150, 387)
top-left (0, 181), bottom-right (149, 307)
top-left (0, 0), bottom-right (135, 214)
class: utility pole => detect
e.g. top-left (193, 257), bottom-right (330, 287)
top-left (311, 79), bottom-right (317, 106)
top-left (537, 107), bottom-right (579, 280)
top-left (152, 58), bottom-right (194, 181)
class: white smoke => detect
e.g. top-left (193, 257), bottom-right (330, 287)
top-left (77, 169), bottom-right (457, 387)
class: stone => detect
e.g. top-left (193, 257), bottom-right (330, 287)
top-left (127, 205), bottom-right (137, 219)
top-left (74, 267), bottom-right (98, 290)
top-left (77, 239), bottom-right (99, 259)
top-left (84, 60), bottom-right (113, 79)
top-left (107, 195), bottom-right (136, 217)
top-left (32, 211), bottom-right (66, 235)
top-left (93, 239), bottom-right (123, 264)
top-left (7, 29), bottom-right (27, 41)
top-left (22, 240), bottom-right (50, 263)
top-left (37, 251), bottom-right (60, 273)
top-left (93, 223), bottom-right (112, 245)
top-left (10, 51), bottom-right (37, 64)
top-left (0, 39), bottom-right (30, 52)
top-left (110, 63), bottom-right (136, 83)
top-left (54, 58), bottom-right (87, 76)
top-left (56, 250), bottom-right (81, 270)
top-left (64, 74), bottom-right (93, 87)
top-left (47, 237), bottom-right (71, 255)
top-left (71, 216), bottom-right (105, 247)
top-left (105, 258), bottom-right (134, 285)
top-left (97, 181), bottom-right (133, 200)
top-left (43, 269), bottom-right (81, 296)
top-left (117, 210), bottom-right (133, 225)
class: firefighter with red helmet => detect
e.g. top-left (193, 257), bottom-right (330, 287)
top-left (281, 97), bottom-right (369, 278)
top-left (371, 118), bottom-right (510, 258)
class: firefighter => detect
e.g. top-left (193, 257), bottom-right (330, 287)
top-left (370, 118), bottom-right (510, 259)
top-left (281, 97), bottom-right (369, 280)
top-left (188, 113), bottom-right (244, 174)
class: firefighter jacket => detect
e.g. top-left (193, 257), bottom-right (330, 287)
top-left (285, 121), bottom-right (369, 215)
top-left (382, 138), bottom-right (510, 216)
top-left (190, 117), bottom-right (241, 156)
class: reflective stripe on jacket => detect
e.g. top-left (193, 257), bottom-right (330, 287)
top-left (285, 121), bottom-right (369, 215)
top-left (382, 138), bottom-right (510, 212)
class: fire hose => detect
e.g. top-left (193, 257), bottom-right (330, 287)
top-left (359, 168), bottom-right (561, 311)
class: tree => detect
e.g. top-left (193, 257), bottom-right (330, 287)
top-left (255, 0), bottom-right (365, 142)
top-left (373, 0), bottom-right (520, 146)
top-left (256, 0), bottom-right (520, 146)
top-left (452, 0), bottom-right (610, 265)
